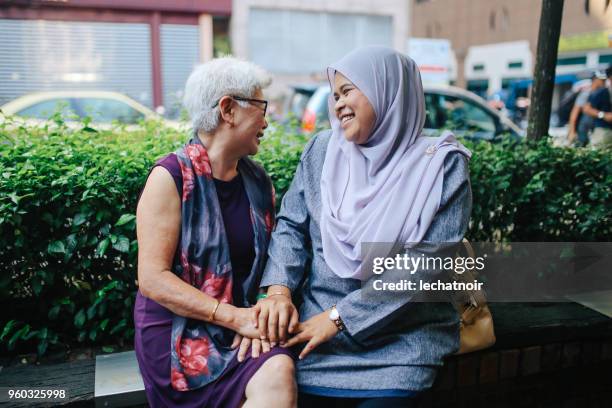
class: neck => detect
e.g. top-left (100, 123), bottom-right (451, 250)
top-left (197, 129), bottom-right (240, 181)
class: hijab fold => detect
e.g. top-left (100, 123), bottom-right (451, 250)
top-left (320, 46), bottom-right (471, 281)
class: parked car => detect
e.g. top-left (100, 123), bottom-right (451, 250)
top-left (301, 85), bottom-right (524, 142)
top-left (0, 91), bottom-right (182, 129)
top-left (282, 84), bottom-right (324, 121)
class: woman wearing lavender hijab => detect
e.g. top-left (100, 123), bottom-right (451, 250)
top-left (255, 46), bottom-right (472, 407)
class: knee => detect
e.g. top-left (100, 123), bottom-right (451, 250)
top-left (267, 355), bottom-right (295, 381)
top-left (265, 355), bottom-right (296, 387)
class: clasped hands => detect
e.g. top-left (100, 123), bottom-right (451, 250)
top-left (231, 286), bottom-right (339, 361)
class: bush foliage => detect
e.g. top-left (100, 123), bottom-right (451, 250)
top-left (0, 115), bottom-right (609, 356)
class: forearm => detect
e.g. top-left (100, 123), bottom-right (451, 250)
top-left (568, 106), bottom-right (581, 132)
top-left (582, 103), bottom-right (599, 119)
top-left (140, 268), bottom-right (236, 329)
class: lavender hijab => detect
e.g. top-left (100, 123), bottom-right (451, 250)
top-left (320, 46), bottom-right (471, 281)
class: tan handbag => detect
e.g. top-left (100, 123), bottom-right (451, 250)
top-left (453, 239), bottom-right (496, 355)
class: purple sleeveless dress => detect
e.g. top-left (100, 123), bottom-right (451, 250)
top-left (134, 154), bottom-right (293, 408)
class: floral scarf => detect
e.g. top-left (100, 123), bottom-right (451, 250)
top-left (169, 135), bottom-right (275, 391)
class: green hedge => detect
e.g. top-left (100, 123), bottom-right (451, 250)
top-left (0, 115), bottom-right (609, 356)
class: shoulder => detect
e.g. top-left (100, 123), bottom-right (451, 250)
top-left (301, 130), bottom-right (332, 160)
top-left (589, 87), bottom-right (608, 104)
top-left (575, 90), bottom-right (589, 105)
top-left (156, 152), bottom-right (179, 171)
top-left (443, 150), bottom-right (469, 176)
top-left (154, 153), bottom-right (182, 194)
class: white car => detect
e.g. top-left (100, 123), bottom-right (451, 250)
top-left (302, 85), bottom-right (524, 142)
top-left (0, 91), bottom-right (183, 129)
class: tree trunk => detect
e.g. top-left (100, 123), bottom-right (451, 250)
top-left (527, 0), bottom-right (565, 141)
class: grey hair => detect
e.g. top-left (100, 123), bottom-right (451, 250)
top-left (183, 57), bottom-right (272, 132)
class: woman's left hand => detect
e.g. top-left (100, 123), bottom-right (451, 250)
top-left (281, 310), bottom-right (339, 360)
top-left (231, 333), bottom-right (271, 362)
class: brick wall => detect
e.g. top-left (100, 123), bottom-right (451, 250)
top-left (421, 338), bottom-right (612, 408)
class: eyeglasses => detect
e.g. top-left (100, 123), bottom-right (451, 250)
top-left (213, 95), bottom-right (268, 116)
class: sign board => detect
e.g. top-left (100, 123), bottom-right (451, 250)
top-left (559, 30), bottom-right (612, 53)
top-left (407, 38), bottom-right (452, 85)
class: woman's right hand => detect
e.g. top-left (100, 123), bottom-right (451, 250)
top-left (216, 304), bottom-right (260, 339)
top-left (253, 288), bottom-right (299, 344)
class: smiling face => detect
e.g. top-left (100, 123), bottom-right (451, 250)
top-left (232, 88), bottom-right (268, 156)
top-left (333, 72), bottom-right (376, 144)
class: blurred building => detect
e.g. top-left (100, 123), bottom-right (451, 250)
top-left (411, 0), bottom-right (612, 99)
top-left (0, 0), bottom-right (231, 117)
top-left (231, 0), bottom-right (409, 98)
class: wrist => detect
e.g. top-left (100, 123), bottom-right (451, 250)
top-left (328, 305), bottom-right (345, 332)
top-left (213, 302), bottom-right (236, 328)
top-left (267, 285), bottom-right (291, 297)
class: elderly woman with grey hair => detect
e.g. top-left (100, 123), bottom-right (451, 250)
top-left (134, 57), bottom-right (296, 408)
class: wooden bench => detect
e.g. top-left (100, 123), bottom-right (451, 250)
top-left (94, 351), bottom-right (146, 407)
top-left (1, 302), bottom-right (611, 407)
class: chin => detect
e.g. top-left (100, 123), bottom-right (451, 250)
top-left (343, 130), bottom-right (358, 143)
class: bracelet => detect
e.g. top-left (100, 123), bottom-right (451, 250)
top-left (268, 291), bottom-right (291, 299)
top-left (256, 293), bottom-right (268, 300)
top-left (209, 299), bottom-right (220, 322)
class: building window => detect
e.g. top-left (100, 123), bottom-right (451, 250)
top-left (501, 77), bottom-right (530, 90)
top-left (508, 61), bottom-right (523, 69)
top-left (473, 64), bottom-right (485, 72)
top-left (467, 79), bottom-right (489, 99)
top-left (557, 56), bottom-right (587, 66)
top-left (501, 7), bottom-right (510, 31)
top-left (598, 54), bottom-right (612, 64)
top-left (248, 9), bottom-right (393, 74)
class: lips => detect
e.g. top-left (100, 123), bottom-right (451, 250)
top-left (339, 112), bottom-right (355, 127)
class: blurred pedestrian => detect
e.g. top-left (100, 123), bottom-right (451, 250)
top-left (583, 65), bottom-right (612, 148)
top-left (568, 71), bottom-right (606, 147)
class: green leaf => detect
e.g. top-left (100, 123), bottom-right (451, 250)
top-left (32, 279), bottom-right (43, 296)
top-left (96, 238), bottom-right (110, 257)
top-left (47, 240), bottom-right (66, 254)
top-left (115, 213), bottom-right (136, 226)
top-left (99, 318), bottom-right (110, 331)
top-left (1, 320), bottom-right (16, 340)
top-left (112, 236), bottom-right (130, 253)
top-left (23, 329), bottom-right (39, 341)
top-left (102, 346), bottom-right (115, 353)
top-left (87, 303), bottom-right (97, 320)
top-left (74, 309), bottom-right (86, 328)
top-left (37, 340), bottom-right (48, 356)
top-left (47, 305), bottom-right (60, 320)
top-left (73, 213), bottom-right (87, 226)
top-left (110, 319), bottom-right (127, 335)
top-left (8, 325), bottom-right (30, 350)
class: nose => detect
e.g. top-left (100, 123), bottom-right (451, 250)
top-left (334, 96), bottom-right (345, 117)
top-left (262, 116), bottom-right (268, 130)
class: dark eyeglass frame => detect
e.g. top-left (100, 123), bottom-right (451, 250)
top-left (212, 95), bottom-right (268, 116)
